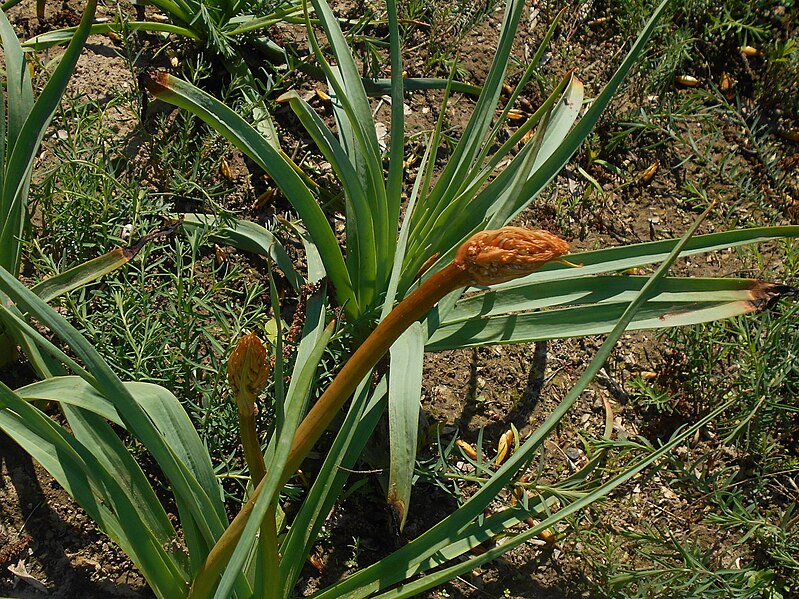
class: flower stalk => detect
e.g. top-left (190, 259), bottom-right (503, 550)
top-left (227, 333), bottom-right (279, 594)
top-left (189, 227), bottom-right (570, 596)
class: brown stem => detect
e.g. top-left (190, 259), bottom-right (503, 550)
top-left (285, 263), bottom-right (470, 476)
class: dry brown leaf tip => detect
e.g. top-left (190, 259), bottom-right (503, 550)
top-left (454, 227), bottom-right (570, 285)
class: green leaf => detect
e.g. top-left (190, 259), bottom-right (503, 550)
top-left (1, 0), bottom-right (96, 275)
top-left (307, 0), bottom-right (391, 309)
top-left (212, 316), bottom-right (336, 597)
top-left (0, 8), bottom-right (33, 275)
top-left (374, 400), bottom-right (731, 598)
top-left (313, 201), bottom-right (713, 599)
top-left (279, 91), bottom-right (376, 299)
top-left (0, 9), bottom-right (33, 154)
top-left (419, 0), bottom-right (527, 219)
top-left (21, 21), bottom-right (200, 51)
top-left (427, 283), bottom-right (787, 350)
top-left (384, 0), bottom-right (404, 265)
top-left (17, 376), bottom-right (223, 517)
top-left (279, 376), bottom-right (387, 596)
top-left (387, 321), bottom-right (425, 531)
top-left (0, 383), bottom-right (188, 598)
top-left (62, 402), bottom-right (190, 577)
top-left (31, 247), bottom-right (133, 302)
top-left (486, 76), bottom-right (584, 227)
top-left (0, 267), bottom-right (233, 579)
top-left (439, 0), bottom-right (672, 254)
top-left (492, 226), bottom-right (799, 290)
top-left (281, 219), bottom-right (323, 283)
top-left (442, 275), bottom-right (781, 322)
top-left (402, 24), bottom-right (574, 288)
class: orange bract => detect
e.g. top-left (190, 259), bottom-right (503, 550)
top-left (454, 226), bottom-right (570, 286)
top-left (228, 333), bottom-right (270, 400)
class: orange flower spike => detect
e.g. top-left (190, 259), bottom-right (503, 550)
top-left (228, 333), bottom-right (270, 416)
top-left (454, 227), bottom-right (571, 286)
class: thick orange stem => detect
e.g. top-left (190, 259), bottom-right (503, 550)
top-left (189, 227), bottom-right (570, 596)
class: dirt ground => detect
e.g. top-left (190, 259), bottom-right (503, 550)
top-left (1, 0), bottom-right (797, 597)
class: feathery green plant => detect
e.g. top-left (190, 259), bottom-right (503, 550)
top-left (0, 0), bottom-right (149, 369)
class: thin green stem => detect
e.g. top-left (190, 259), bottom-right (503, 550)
top-left (238, 407), bottom-right (266, 483)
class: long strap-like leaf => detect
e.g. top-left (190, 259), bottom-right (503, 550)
top-left (0, 266), bottom-right (231, 574)
top-left (1, 0), bottom-right (96, 275)
top-left (312, 203), bottom-right (713, 598)
top-left (0, 384), bottom-right (188, 598)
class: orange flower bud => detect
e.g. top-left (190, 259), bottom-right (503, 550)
top-left (495, 429), bottom-right (515, 465)
top-left (228, 333), bottom-right (269, 413)
top-left (455, 439), bottom-right (478, 460)
top-left (454, 227), bottom-right (570, 285)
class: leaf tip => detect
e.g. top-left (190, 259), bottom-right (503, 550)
top-left (143, 70), bottom-right (171, 96)
top-left (388, 498), bottom-right (406, 534)
top-left (745, 281), bottom-right (797, 312)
